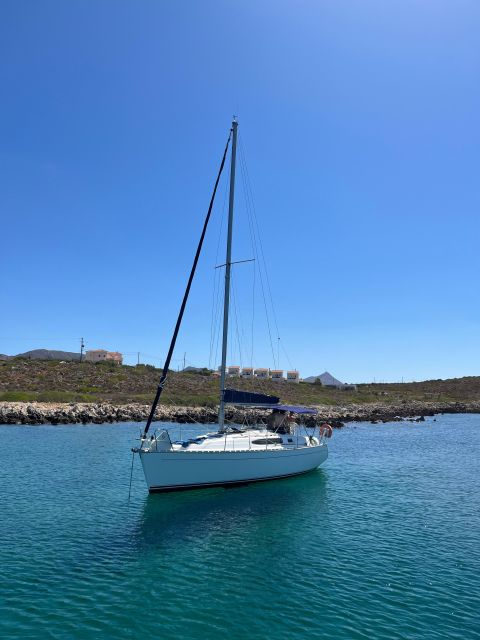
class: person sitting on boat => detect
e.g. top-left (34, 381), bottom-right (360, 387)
top-left (267, 409), bottom-right (286, 433)
top-left (268, 409), bottom-right (296, 434)
top-left (280, 412), bottom-right (296, 435)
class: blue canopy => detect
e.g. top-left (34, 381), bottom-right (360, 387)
top-left (224, 389), bottom-right (280, 405)
top-left (247, 403), bottom-right (318, 415)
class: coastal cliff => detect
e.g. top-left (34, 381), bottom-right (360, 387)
top-left (1, 400), bottom-right (479, 426)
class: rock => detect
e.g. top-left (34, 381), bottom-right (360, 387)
top-left (1, 399), bottom-right (480, 426)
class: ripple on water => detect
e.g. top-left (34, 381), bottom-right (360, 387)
top-left (0, 416), bottom-right (479, 639)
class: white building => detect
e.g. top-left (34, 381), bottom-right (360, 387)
top-left (254, 368), bottom-right (269, 379)
top-left (85, 349), bottom-right (123, 365)
top-left (227, 365), bottom-right (241, 377)
top-left (287, 370), bottom-right (300, 383)
top-left (241, 367), bottom-right (254, 379)
top-left (270, 370), bottom-right (284, 381)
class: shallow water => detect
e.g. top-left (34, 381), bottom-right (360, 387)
top-left (0, 414), bottom-right (479, 639)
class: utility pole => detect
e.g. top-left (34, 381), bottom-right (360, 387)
top-left (183, 352), bottom-right (186, 371)
top-left (80, 337), bottom-right (84, 362)
top-left (137, 352), bottom-right (140, 366)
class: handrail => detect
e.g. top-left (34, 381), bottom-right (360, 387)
top-left (146, 425), bottom-right (323, 453)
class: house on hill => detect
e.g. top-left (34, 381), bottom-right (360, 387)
top-left (286, 370), bottom-right (300, 383)
top-left (86, 350), bottom-right (123, 365)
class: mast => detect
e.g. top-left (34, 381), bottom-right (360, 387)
top-left (218, 118), bottom-right (238, 431)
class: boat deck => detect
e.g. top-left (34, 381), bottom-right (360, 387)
top-left (148, 428), bottom-right (319, 453)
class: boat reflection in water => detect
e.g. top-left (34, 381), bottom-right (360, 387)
top-left (132, 469), bottom-right (330, 553)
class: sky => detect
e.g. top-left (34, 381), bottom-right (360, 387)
top-left (1, 0), bottom-right (479, 382)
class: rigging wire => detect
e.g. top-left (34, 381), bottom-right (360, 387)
top-left (280, 339), bottom-right (295, 371)
top-left (239, 134), bottom-right (296, 373)
top-left (250, 259), bottom-right (256, 369)
top-left (230, 270), bottom-right (243, 369)
top-left (240, 137), bottom-right (280, 344)
top-left (213, 284), bottom-right (224, 370)
top-left (207, 131), bottom-right (295, 378)
top-left (208, 170), bottom-right (229, 369)
top-left (238, 135), bottom-right (277, 369)
top-left (208, 264), bottom-right (221, 369)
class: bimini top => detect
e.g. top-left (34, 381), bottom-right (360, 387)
top-left (249, 403), bottom-right (318, 415)
top-left (223, 389), bottom-right (317, 414)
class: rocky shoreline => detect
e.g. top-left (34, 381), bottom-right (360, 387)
top-left (1, 400), bottom-right (480, 426)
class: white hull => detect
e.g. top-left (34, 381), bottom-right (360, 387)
top-left (139, 443), bottom-right (328, 492)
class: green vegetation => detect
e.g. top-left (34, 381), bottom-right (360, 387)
top-left (0, 390), bottom-right (94, 403)
top-left (0, 358), bottom-right (479, 406)
top-left (0, 391), bottom-right (37, 402)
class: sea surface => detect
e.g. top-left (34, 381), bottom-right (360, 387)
top-left (0, 414), bottom-right (479, 639)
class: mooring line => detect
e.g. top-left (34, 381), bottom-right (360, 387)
top-left (127, 451), bottom-right (135, 503)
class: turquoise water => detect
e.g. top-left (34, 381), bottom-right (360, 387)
top-left (1, 415), bottom-right (479, 639)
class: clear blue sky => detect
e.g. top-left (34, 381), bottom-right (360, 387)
top-left (1, 1), bottom-right (479, 382)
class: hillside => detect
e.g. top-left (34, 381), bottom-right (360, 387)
top-left (1, 359), bottom-right (480, 407)
top-left (0, 349), bottom-right (81, 361)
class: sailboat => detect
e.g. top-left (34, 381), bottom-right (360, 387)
top-left (133, 119), bottom-right (331, 492)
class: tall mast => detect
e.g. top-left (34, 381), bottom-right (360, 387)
top-left (218, 118), bottom-right (238, 430)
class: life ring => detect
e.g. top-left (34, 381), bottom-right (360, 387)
top-left (319, 423), bottom-right (333, 439)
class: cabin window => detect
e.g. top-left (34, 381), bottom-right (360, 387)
top-left (251, 437), bottom-right (283, 445)
top-left (287, 438), bottom-right (293, 443)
